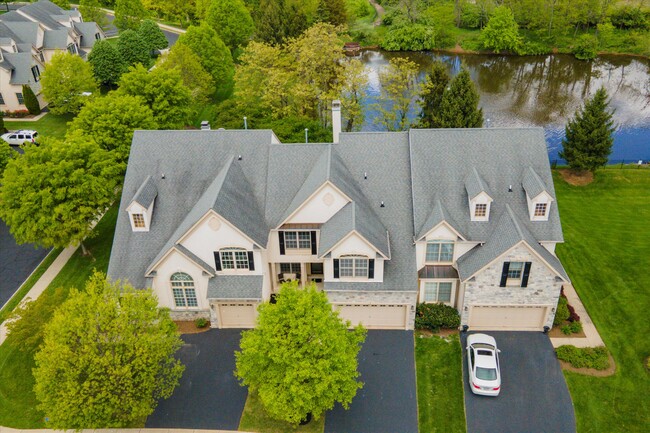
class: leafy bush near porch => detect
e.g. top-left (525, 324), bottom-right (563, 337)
top-left (415, 303), bottom-right (460, 331)
top-left (554, 296), bottom-right (570, 326)
top-left (556, 345), bottom-right (610, 370)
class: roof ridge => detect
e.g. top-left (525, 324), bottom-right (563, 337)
top-left (505, 204), bottom-right (526, 241)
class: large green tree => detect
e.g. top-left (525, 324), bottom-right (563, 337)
top-left (480, 5), bottom-right (522, 53)
top-left (0, 140), bottom-right (14, 178)
top-left (31, 272), bottom-right (184, 429)
top-left (157, 44), bottom-right (214, 105)
top-left (340, 58), bottom-right (368, 132)
top-left (316, 0), bottom-right (347, 25)
top-left (114, 0), bottom-right (147, 31)
top-left (206, 0), bottom-right (255, 51)
top-left (117, 65), bottom-right (194, 129)
top-left (67, 93), bottom-right (157, 166)
top-left (117, 29), bottom-right (151, 68)
top-left (235, 281), bottom-right (366, 425)
top-left (255, 0), bottom-right (308, 45)
top-left (88, 39), bottom-right (126, 86)
top-left (137, 19), bottom-right (168, 55)
top-left (419, 61), bottom-right (450, 128)
top-left (375, 57), bottom-right (420, 131)
top-left (40, 52), bottom-right (99, 115)
top-left (176, 23), bottom-right (234, 95)
top-left (559, 87), bottom-right (615, 173)
top-left (435, 69), bottom-right (483, 128)
top-left (0, 133), bottom-right (120, 251)
top-left (79, 0), bottom-right (108, 28)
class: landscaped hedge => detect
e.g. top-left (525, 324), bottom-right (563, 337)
top-left (556, 345), bottom-right (610, 370)
top-left (554, 296), bottom-right (570, 326)
top-left (415, 303), bottom-right (460, 331)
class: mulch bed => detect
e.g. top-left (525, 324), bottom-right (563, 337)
top-left (558, 169), bottom-right (594, 186)
top-left (558, 352), bottom-right (617, 377)
top-left (548, 322), bottom-right (586, 338)
top-left (174, 320), bottom-right (212, 334)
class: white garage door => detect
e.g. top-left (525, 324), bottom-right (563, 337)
top-left (469, 305), bottom-right (550, 331)
top-left (217, 303), bottom-right (257, 328)
top-left (335, 304), bottom-right (407, 329)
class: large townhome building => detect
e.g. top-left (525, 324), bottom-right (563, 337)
top-left (0, 0), bottom-right (104, 112)
top-left (108, 105), bottom-right (570, 332)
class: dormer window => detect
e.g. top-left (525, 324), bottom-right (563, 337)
top-left (474, 204), bottom-right (487, 218)
top-left (534, 203), bottom-right (547, 217)
top-left (465, 168), bottom-right (492, 222)
top-left (131, 213), bottom-right (145, 228)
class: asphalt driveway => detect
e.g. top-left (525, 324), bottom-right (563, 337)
top-left (325, 330), bottom-right (418, 433)
top-left (462, 331), bottom-right (576, 433)
top-left (0, 220), bottom-right (50, 308)
top-left (145, 328), bottom-right (247, 429)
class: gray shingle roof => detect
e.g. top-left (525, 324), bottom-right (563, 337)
top-left (174, 244), bottom-right (215, 275)
top-left (522, 166), bottom-right (547, 199)
top-left (1, 21), bottom-right (39, 46)
top-left (14, 0), bottom-right (68, 30)
top-left (416, 199), bottom-right (463, 241)
top-left (410, 128), bottom-right (564, 243)
top-left (73, 21), bottom-right (102, 48)
top-left (465, 167), bottom-right (491, 199)
top-left (131, 175), bottom-right (157, 208)
top-left (43, 29), bottom-right (69, 49)
top-left (207, 275), bottom-right (263, 299)
top-left (4, 52), bottom-right (36, 85)
top-left (456, 204), bottom-right (569, 281)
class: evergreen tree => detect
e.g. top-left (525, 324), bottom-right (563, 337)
top-left (559, 87), bottom-right (615, 173)
top-left (419, 61), bottom-right (450, 128)
top-left (316, 0), bottom-right (347, 26)
top-left (0, 113), bottom-right (6, 133)
top-left (137, 19), bottom-right (168, 55)
top-left (255, 0), bottom-right (308, 45)
top-left (22, 85), bottom-right (41, 115)
top-left (206, 0), bottom-right (254, 52)
top-left (88, 39), bottom-right (126, 86)
top-left (435, 69), bottom-right (483, 128)
top-left (117, 29), bottom-right (151, 68)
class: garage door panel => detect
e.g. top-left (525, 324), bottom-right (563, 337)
top-left (336, 304), bottom-right (407, 330)
top-left (218, 303), bottom-right (257, 328)
top-left (469, 305), bottom-right (549, 331)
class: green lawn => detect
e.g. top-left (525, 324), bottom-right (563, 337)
top-left (0, 205), bottom-right (118, 428)
top-left (554, 169), bottom-right (650, 433)
top-left (239, 391), bottom-right (325, 433)
top-left (4, 113), bottom-right (73, 140)
top-left (415, 332), bottom-right (466, 433)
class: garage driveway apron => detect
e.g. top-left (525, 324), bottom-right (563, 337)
top-left (145, 329), bottom-right (247, 429)
top-left (462, 331), bottom-right (576, 433)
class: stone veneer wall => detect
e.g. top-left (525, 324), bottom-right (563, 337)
top-left (169, 309), bottom-right (211, 323)
top-left (326, 290), bottom-right (418, 330)
top-left (461, 243), bottom-right (563, 329)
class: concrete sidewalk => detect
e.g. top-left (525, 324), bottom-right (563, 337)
top-left (0, 245), bottom-right (77, 345)
top-left (550, 283), bottom-right (605, 348)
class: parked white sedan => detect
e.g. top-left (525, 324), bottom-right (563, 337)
top-left (466, 333), bottom-right (501, 396)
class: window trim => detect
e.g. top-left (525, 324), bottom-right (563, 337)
top-left (283, 230), bottom-right (312, 251)
top-left (474, 203), bottom-right (487, 217)
top-left (338, 255), bottom-right (369, 279)
top-left (425, 239), bottom-right (455, 263)
top-left (420, 280), bottom-right (455, 306)
top-left (16, 92), bottom-right (23, 104)
top-left (170, 272), bottom-right (198, 309)
top-left (534, 202), bottom-right (548, 217)
top-left (219, 247), bottom-right (249, 271)
top-left (31, 65), bottom-right (40, 82)
top-left (506, 261), bottom-right (524, 285)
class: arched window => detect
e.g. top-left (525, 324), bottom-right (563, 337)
top-left (170, 272), bottom-right (198, 308)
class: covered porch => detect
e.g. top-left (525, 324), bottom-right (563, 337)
top-left (271, 261), bottom-right (324, 291)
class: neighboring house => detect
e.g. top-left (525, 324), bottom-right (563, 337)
top-left (108, 103), bottom-right (569, 332)
top-left (0, 0), bottom-right (105, 112)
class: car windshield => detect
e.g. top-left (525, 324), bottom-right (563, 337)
top-left (476, 367), bottom-right (497, 381)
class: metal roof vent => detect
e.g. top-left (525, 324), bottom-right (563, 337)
top-left (380, 201), bottom-right (385, 208)
top-left (238, 155), bottom-right (242, 161)
top-left (200, 121), bottom-right (210, 130)
top-left (364, 172), bottom-right (367, 179)
top-left (508, 185), bottom-right (513, 192)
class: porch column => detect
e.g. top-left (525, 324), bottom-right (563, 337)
top-left (301, 263), bottom-right (307, 288)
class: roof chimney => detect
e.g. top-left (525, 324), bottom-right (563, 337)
top-left (332, 100), bottom-right (341, 144)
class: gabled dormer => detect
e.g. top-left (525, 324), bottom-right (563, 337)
top-left (126, 175), bottom-right (157, 232)
top-left (465, 168), bottom-right (492, 222)
top-left (522, 167), bottom-right (554, 221)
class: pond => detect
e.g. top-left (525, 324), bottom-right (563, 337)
top-left (358, 50), bottom-right (650, 163)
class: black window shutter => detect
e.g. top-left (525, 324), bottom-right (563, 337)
top-left (247, 251), bottom-right (255, 271)
top-left (214, 251), bottom-right (222, 271)
top-left (521, 262), bottom-right (532, 287)
top-left (333, 259), bottom-right (340, 278)
top-left (368, 259), bottom-right (375, 279)
top-left (278, 231), bottom-right (285, 255)
top-left (499, 262), bottom-right (510, 287)
top-left (310, 231), bottom-right (317, 255)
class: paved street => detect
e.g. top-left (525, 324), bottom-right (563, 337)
top-left (462, 331), bottom-right (576, 433)
top-left (0, 220), bottom-right (49, 307)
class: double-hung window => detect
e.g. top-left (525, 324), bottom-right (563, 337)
top-left (171, 272), bottom-right (198, 308)
top-left (425, 240), bottom-right (454, 262)
top-left (284, 231), bottom-right (311, 250)
top-left (220, 248), bottom-right (249, 270)
top-left (507, 262), bottom-right (524, 283)
top-left (339, 256), bottom-right (369, 278)
top-left (423, 282), bottom-right (453, 304)
top-left (16, 93), bottom-right (23, 104)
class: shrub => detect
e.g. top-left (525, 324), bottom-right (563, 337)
top-left (415, 303), bottom-right (460, 331)
top-left (516, 41), bottom-right (551, 55)
top-left (381, 24), bottom-right (436, 51)
top-left (561, 325), bottom-right (572, 335)
top-left (556, 345), bottom-right (610, 370)
top-left (22, 85), bottom-right (41, 115)
top-left (4, 110), bottom-right (30, 118)
top-left (569, 320), bottom-right (583, 334)
top-left (567, 304), bottom-right (581, 322)
top-left (573, 34), bottom-right (598, 60)
top-left (609, 6), bottom-right (649, 30)
top-left (195, 317), bottom-right (208, 328)
top-left (554, 296), bottom-right (570, 326)
top-left (0, 114), bottom-right (5, 133)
